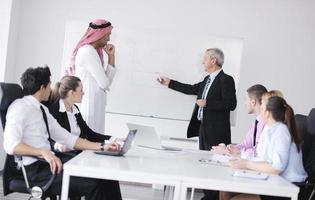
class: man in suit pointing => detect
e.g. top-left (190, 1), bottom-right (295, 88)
top-left (159, 48), bottom-right (236, 200)
top-left (158, 48), bottom-right (237, 151)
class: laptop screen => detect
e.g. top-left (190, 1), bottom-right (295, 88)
top-left (126, 123), bottom-right (162, 149)
top-left (120, 129), bottom-right (137, 154)
top-left (94, 129), bottom-right (137, 156)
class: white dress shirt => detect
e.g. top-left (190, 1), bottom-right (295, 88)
top-left (203, 69), bottom-right (222, 98)
top-left (3, 95), bottom-right (78, 166)
top-left (197, 69), bottom-right (222, 120)
top-left (59, 99), bottom-right (80, 136)
top-left (256, 122), bottom-right (307, 182)
top-left (58, 100), bottom-right (115, 146)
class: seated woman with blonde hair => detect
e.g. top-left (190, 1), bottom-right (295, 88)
top-left (220, 93), bottom-right (307, 200)
top-left (48, 75), bottom-right (122, 200)
top-left (49, 76), bottom-right (119, 147)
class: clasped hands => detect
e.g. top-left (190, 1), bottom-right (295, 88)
top-left (196, 99), bottom-right (206, 107)
top-left (211, 143), bottom-right (248, 170)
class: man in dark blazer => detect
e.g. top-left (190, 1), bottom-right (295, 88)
top-left (159, 48), bottom-right (237, 199)
top-left (159, 48), bottom-right (236, 150)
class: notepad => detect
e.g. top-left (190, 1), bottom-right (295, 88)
top-left (232, 171), bottom-right (269, 180)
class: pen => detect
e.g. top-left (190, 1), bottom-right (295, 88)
top-left (156, 72), bottom-right (162, 82)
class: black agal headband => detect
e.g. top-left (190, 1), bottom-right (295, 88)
top-left (89, 22), bottom-right (112, 29)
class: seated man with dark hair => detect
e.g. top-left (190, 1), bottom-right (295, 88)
top-left (3, 66), bottom-right (122, 200)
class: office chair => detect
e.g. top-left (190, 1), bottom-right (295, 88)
top-left (294, 110), bottom-right (315, 200)
top-left (0, 82), bottom-right (56, 199)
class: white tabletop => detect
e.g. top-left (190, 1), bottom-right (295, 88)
top-left (62, 146), bottom-right (299, 200)
top-left (64, 147), bottom-right (185, 183)
top-left (61, 146), bottom-right (185, 200)
top-left (179, 153), bottom-right (299, 198)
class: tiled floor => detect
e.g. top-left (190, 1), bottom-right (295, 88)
top-left (0, 178), bottom-right (203, 200)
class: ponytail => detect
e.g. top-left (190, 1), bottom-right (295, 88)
top-left (49, 82), bottom-right (61, 104)
top-left (284, 103), bottom-right (303, 152)
top-left (266, 96), bottom-right (303, 152)
top-left (49, 76), bottom-right (81, 105)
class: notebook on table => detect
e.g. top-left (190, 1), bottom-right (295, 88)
top-left (232, 170), bottom-right (269, 180)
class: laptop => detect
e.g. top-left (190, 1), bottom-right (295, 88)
top-left (94, 129), bottom-right (137, 156)
top-left (126, 123), bottom-right (181, 151)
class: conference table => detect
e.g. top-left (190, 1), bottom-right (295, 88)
top-left (178, 152), bottom-right (299, 200)
top-left (60, 147), bottom-right (299, 200)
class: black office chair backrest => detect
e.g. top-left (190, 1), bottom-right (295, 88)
top-left (295, 109), bottom-right (315, 182)
top-left (307, 108), bottom-right (315, 136)
top-left (0, 82), bottom-right (24, 195)
top-left (305, 108), bottom-right (315, 182)
top-left (0, 82), bottom-right (23, 128)
top-left (295, 114), bottom-right (312, 162)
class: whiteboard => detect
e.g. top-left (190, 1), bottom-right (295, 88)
top-left (62, 20), bottom-right (243, 123)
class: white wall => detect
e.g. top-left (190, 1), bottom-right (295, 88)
top-left (0, 0), bottom-right (13, 81)
top-left (5, 0), bottom-right (315, 143)
top-left (0, 0), bottom-right (20, 171)
top-left (4, 0), bottom-right (20, 82)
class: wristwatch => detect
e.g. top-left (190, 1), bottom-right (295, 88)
top-left (100, 142), bottom-right (105, 151)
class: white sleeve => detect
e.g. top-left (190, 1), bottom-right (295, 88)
top-left (3, 101), bottom-right (24, 155)
top-left (270, 126), bottom-right (291, 171)
top-left (77, 47), bottom-right (117, 90)
top-left (105, 64), bottom-right (117, 85)
top-left (255, 127), bottom-right (267, 158)
top-left (46, 108), bottom-right (78, 150)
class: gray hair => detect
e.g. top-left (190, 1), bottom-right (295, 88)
top-left (206, 48), bottom-right (224, 67)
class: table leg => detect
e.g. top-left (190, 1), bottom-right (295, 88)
top-left (164, 186), bottom-right (169, 200)
top-left (173, 183), bottom-right (181, 200)
top-left (169, 186), bottom-right (175, 200)
top-left (291, 193), bottom-right (298, 200)
top-left (190, 188), bottom-right (195, 200)
top-left (180, 184), bottom-right (187, 200)
top-left (60, 171), bottom-right (70, 200)
top-left (164, 186), bottom-right (175, 200)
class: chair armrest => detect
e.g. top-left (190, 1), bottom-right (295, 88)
top-left (16, 156), bottom-right (55, 199)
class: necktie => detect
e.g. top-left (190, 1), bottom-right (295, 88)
top-left (253, 120), bottom-right (259, 146)
top-left (40, 105), bottom-right (55, 151)
top-left (197, 76), bottom-right (211, 120)
top-left (201, 76), bottom-right (211, 99)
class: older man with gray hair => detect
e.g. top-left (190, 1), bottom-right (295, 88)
top-left (158, 48), bottom-right (237, 200)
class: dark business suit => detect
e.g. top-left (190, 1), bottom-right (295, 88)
top-left (170, 70), bottom-right (236, 200)
top-left (49, 101), bottom-right (111, 143)
top-left (48, 100), bottom-right (122, 200)
top-left (169, 70), bottom-right (237, 150)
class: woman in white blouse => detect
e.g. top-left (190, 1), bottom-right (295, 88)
top-left (220, 94), bottom-right (307, 200)
top-left (66, 19), bottom-right (117, 133)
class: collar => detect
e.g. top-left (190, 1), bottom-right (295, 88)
top-left (59, 99), bottom-right (79, 114)
top-left (256, 114), bottom-right (264, 123)
top-left (208, 69), bottom-right (222, 80)
top-left (266, 121), bottom-right (282, 132)
top-left (25, 95), bottom-right (42, 109)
